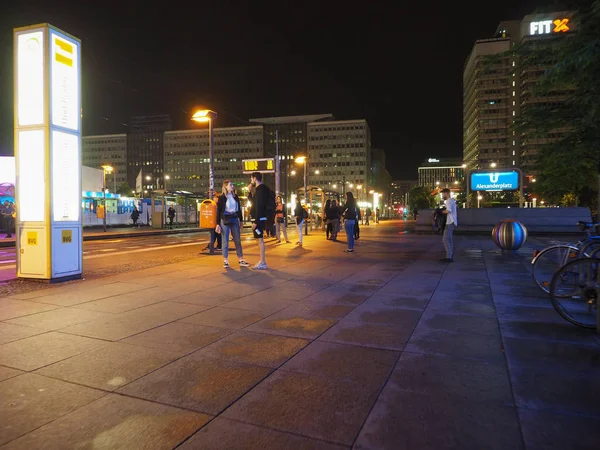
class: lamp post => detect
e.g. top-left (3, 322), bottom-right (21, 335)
top-left (295, 156), bottom-right (308, 235)
top-left (101, 165), bottom-right (113, 232)
top-left (477, 195), bottom-right (483, 208)
top-left (191, 109), bottom-right (218, 200)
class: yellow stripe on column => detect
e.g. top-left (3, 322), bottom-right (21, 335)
top-left (55, 52), bottom-right (72, 66)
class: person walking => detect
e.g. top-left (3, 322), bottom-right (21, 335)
top-left (130, 206), bottom-right (140, 227)
top-left (215, 180), bottom-right (251, 269)
top-left (342, 192), bottom-right (358, 253)
top-left (330, 199), bottom-right (341, 241)
top-left (440, 188), bottom-right (457, 262)
top-left (167, 206), bottom-right (175, 228)
top-left (1, 201), bottom-right (15, 238)
top-left (365, 207), bottom-right (371, 225)
top-left (294, 198), bottom-right (306, 247)
top-left (275, 195), bottom-right (290, 243)
top-left (250, 172), bottom-right (269, 270)
top-left (324, 199), bottom-right (332, 239)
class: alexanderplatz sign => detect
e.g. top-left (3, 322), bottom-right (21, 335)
top-left (14, 24), bottom-right (82, 281)
top-left (466, 170), bottom-right (524, 207)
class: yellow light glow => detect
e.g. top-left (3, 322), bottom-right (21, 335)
top-left (191, 109), bottom-right (217, 122)
top-left (357, 185), bottom-right (362, 189)
top-left (369, 190), bottom-right (375, 194)
top-left (295, 156), bottom-right (306, 164)
top-left (101, 165), bottom-right (113, 174)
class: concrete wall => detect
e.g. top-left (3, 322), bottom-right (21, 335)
top-left (416, 207), bottom-right (592, 234)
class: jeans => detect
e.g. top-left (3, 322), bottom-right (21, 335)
top-left (296, 220), bottom-right (304, 244)
top-left (344, 219), bottom-right (355, 250)
top-left (443, 223), bottom-right (455, 259)
top-left (276, 220), bottom-right (288, 241)
top-left (209, 228), bottom-right (222, 250)
top-left (221, 219), bottom-right (243, 260)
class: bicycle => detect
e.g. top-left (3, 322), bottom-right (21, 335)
top-left (531, 221), bottom-right (600, 295)
top-left (549, 256), bottom-right (600, 330)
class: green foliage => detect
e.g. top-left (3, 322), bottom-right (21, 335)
top-left (409, 185), bottom-right (437, 210)
top-left (513, 0), bottom-right (600, 208)
top-left (115, 182), bottom-right (134, 196)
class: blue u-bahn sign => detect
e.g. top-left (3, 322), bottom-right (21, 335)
top-left (471, 171), bottom-right (519, 191)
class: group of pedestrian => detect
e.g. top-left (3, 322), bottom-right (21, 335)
top-left (323, 192), bottom-right (359, 253)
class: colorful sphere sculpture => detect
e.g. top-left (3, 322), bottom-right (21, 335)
top-left (491, 219), bottom-right (528, 250)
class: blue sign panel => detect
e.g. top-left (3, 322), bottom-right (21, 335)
top-left (471, 172), bottom-right (519, 191)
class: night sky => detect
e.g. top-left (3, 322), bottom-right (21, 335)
top-left (1, 0), bottom-right (550, 178)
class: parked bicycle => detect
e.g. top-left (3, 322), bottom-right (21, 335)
top-left (531, 221), bottom-right (600, 295)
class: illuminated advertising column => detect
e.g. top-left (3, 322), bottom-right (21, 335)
top-left (14, 24), bottom-right (82, 281)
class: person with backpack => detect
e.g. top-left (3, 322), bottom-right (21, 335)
top-left (294, 197), bottom-right (307, 247)
top-left (342, 192), bottom-right (358, 253)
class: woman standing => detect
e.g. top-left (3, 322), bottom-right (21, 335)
top-left (216, 180), bottom-right (251, 268)
top-left (342, 192), bottom-right (358, 253)
top-left (330, 199), bottom-right (341, 241)
top-left (275, 195), bottom-right (290, 243)
top-left (324, 199), bottom-right (332, 240)
top-left (294, 198), bottom-right (305, 247)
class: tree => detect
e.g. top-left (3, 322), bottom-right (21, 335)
top-left (409, 185), bottom-right (437, 210)
top-left (115, 182), bottom-right (134, 197)
top-left (513, 0), bottom-right (600, 210)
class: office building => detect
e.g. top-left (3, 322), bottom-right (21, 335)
top-left (463, 11), bottom-right (574, 179)
top-left (163, 126), bottom-right (263, 194)
top-left (307, 119), bottom-right (371, 200)
top-left (390, 179), bottom-right (418, 206)
top-left (418, 158), bottom-right (465, 190)
top-left (81, 134), bottom-right (128, 191)
top-left (126, 115), bottom-right (172, 189)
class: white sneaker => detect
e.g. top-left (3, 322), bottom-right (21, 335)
top-left (223, 260), bottom-right (230, 268)
top-left (239, 259), bottom-right (250, 267)
top-left (252, 262), bottom-right (267, 270)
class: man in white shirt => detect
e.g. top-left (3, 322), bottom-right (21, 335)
top-left (441, 188), bottom-right (457, 262)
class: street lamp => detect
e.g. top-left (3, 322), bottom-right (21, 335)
top-left (490, 162), bottom-right (497, 168)
top-left (477, 195), bottom-right (483, 208)
top-left (191, 109), bottom-right (218, 199)
top-left (295, 156), bottom-right (308, 235)
top-left (101, 165), bottom-right (113, 232)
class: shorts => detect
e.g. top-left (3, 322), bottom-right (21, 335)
top-left (253, 219), bottom-right (266, 239)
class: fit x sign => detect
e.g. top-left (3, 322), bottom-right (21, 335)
top-left (530, 18), bottom-right (570, 35)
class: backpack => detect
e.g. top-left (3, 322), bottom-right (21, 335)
top-left (265, 187), bottom-right (276, 219)
top-left (302, 207), bottom-right (308, 219)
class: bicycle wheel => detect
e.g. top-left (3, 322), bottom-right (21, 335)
top-left (549, 257), bottom-right (599, 328)
top-left (532, 245), bottom-right (580, 295)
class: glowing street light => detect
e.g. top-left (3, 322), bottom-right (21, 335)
top-left (490, 162), bottom-right (497, 168)
top-left (191, 109), bottom-right (218, 199)
top-left (101, 165), bottom-right (113, 232)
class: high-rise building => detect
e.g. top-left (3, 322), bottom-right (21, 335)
top-left (126, 115), bottom-right (172, 189)
top-left (463, 11), bottom-right (574, 179)
top-left (249, 114), bottom-right (333, 196)
top-left (390, 179), bottom-right (418, 207)
top-left (81, 134), bottom-right (128, 191)
top-left (418, 158), bottom-right (465, 190)
top-left (307, 119), bottom-right (371, 200)
top-left (163, 126), bottom-right (263, 194)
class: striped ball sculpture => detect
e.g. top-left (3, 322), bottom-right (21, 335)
top-left (491, 219), bottom-right (527, 250)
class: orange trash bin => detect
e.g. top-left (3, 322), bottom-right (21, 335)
top-left (199, 199), bottom-right (217, 229)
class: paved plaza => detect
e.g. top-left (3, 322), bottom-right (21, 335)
top-left (1, 222), bottom-right (599, 449)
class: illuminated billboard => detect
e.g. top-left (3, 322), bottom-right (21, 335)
top-left (471, 172), bottom-right (519, 191)
top-left (50, 31), bottom-right (80, 131)
top-left (16, 30), bottom-right (45, 126)
top-left (242, 158), bottom-right (275, 174)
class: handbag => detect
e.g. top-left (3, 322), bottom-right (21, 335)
top-left (222, 212), bottom-right (238, 226)
top-left (276, 217), bottom-right (284, 223)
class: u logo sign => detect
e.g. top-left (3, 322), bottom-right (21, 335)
top-left (489, 173), bottom-right (500, 183)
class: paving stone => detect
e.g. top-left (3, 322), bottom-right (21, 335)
top-left (363, 293), bottom-right (429, 310)
top-left (222, 295), bottom-right (295, 314)
top-left (510, 366), bottom-right (600, 417)
top-left (499, 320), bottom-right (597, 345)
top-left (197, 331), bottom-right (308, 368)
top-left (318, 320), bottom-right (412, 351)
top-left (0, 373), bottom-right (105, 446)
top-left (23, 282), bottom-right (148, 306)
top-left (35, 342), bottom-right (178, 391)
top-left (430, 289), bottom-right (494, 303)
top-left (0, 299), bottom-right (59, 321)
top-left (425, 298), bottom-right (497, 316)
top-left (354, 386), bottom-right (523, 450)
top-left (496, 302), bottom-right (566, 323)
top-left (0, 366), bottom-right (22, 382)
top-left (121, 322), bottom-right (232, 355)
top-left (0, 322), bottom-right (46, 345)
top-left (301, 289), bottom-right (369, 306)
top-left (179, 306), bottom-right (268, 330)
top-left (0, 332), bottom-right (104, 371)
top-left (390, 352), bottom-right (513, 406)
top-left (493, 293), bottom-right (552, 308)
top-left (281, 340), bottom-right (398, 385)
top-left (519, 408), bottom-right (600, 450)
top-left (5, 307), bottom-right (112, 331)
top-left (4, 393), bottom-right (209, 450)
top-left (119, 353), bottom-right (271, 415)
top-left (71, 291), bottom-right (166, 313)
top-left (416, 311), bottom-right (501, 336)
top-left (223, 370), bottom-right (381, 446)
top-left (118, 301), bottom-right (210, 321)
top-left (180, 417), bottom-right (347, 449)
top-left (59, 312), bottom-right (173, 341)
top-left (404, 327), bottom-right (506, 363)
top-left (503, 336), bottom-right (600, 372)
top-left (343, 302), bottom-right (423, 327)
